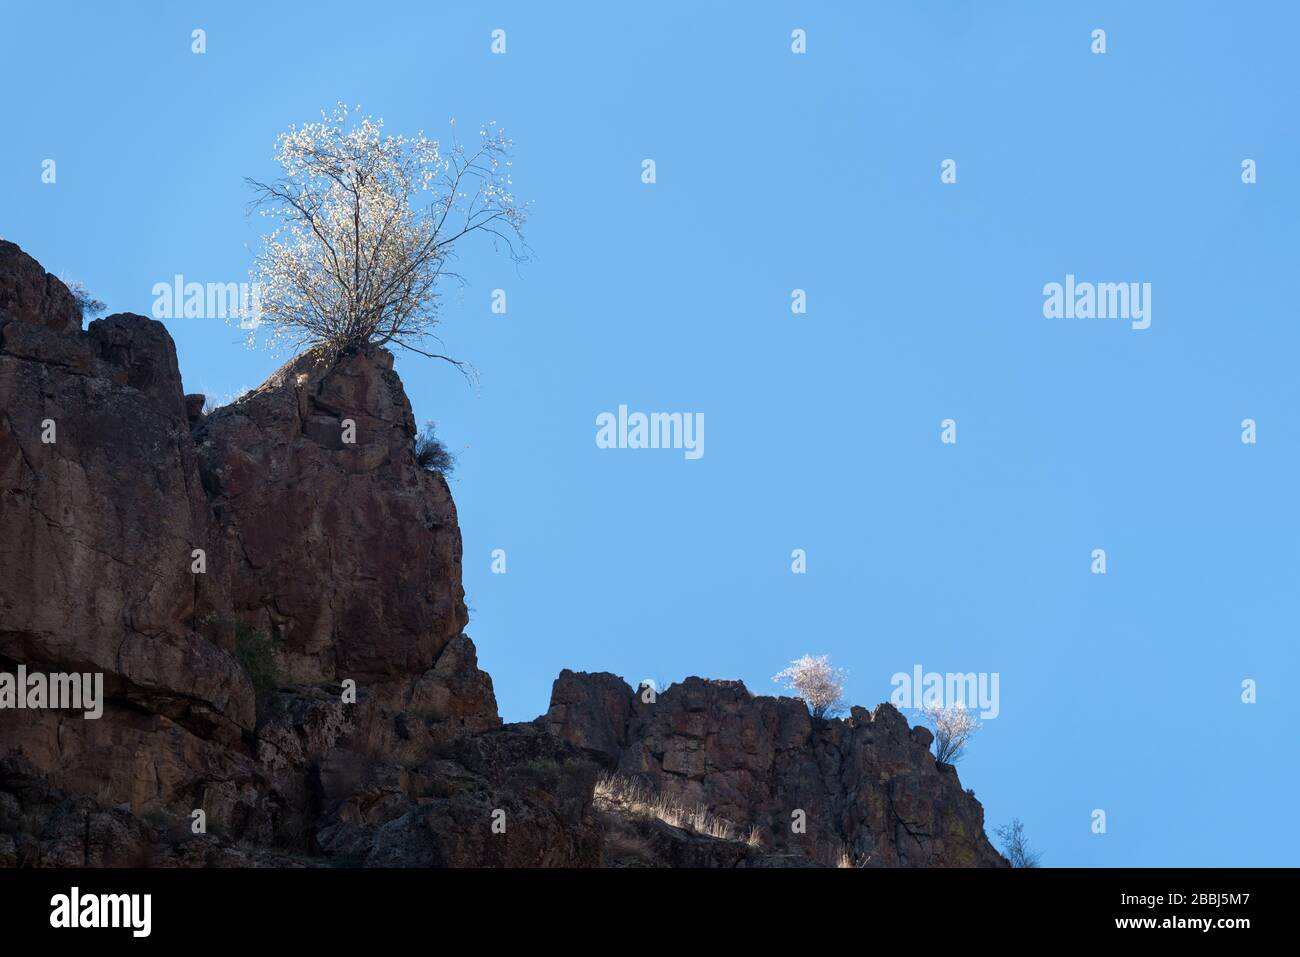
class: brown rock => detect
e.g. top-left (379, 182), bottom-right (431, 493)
top-left (193, 347), bottom-right (473, 709)
top-left (543, 674), bottom-right (1007, 867)
top-left (185, 393), bottom-right (206, 424)
top-left (540, 670), bottom-right (633, 767)
top-left (0, 284), bottom-right (255, 768)
top-left (0, 240), bottom-right (81, 335)
top-left (0, 239), bottom-right (1007, 869)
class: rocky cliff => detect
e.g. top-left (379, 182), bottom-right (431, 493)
top-left (543, 672), bottom-right (1003, 867)
top-left (0, 241), bottom-right (1004, 867)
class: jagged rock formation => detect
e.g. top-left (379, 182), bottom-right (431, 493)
top-left (193, 348), bottom-right (480, 715)
top-left (0, 241), bottom-right (1005, 867)
top-left (543, 671), bottom-right (1003, 867)
top-left (0, 241), bottom-right (592, 867)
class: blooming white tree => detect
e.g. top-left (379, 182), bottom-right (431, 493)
top-left (773, 654), bottom-right (847, 719)
top-left (246, 103), bottom-right (526, 374)
top-left (920, 701), bottom-right (981, 764)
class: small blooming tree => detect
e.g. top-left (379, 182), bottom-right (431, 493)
top-left (63, 279), bottom-right (105, 319)
top-left (246, 103), bottom-right (526, 374)
top-left (920, 701), bottom-right (981, 764)
top-left (773, 654), bottom-right (847, 719)
top-left (994, 818), bottom-right (1041, 868)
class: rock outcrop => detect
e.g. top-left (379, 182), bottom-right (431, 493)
top-left (192, 347), bottom-right (478, 715)
top-left (0, 244), bottom-right (255, 822)
top-left (544, 671), bottom-right (1004, 867)
top-left (0, 241), bottom-right (1005, 867)
top-left (0, 241), bottom-right (591, 866)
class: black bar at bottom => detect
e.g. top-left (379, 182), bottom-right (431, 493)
top-left (0, 867), bottom-right (1291, 943)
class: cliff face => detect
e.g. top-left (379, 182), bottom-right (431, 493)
top-left (0, 241), bottom-right (1004, 867)
top-left (193, 348), bottom-right (476, 712)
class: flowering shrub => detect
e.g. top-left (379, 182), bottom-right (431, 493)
top-left (773, 654), bottom-right (847, 719)
top-left (247, 103), bottom-right (526, 373)
top-left (920, 701), bottom-right (981, 764)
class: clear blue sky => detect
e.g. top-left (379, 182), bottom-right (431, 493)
top-left (3, 1), bottom-right (1296, 867)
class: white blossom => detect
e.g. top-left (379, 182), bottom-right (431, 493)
top-left (246, 103), bottom-right (526, 374)
top-left (773, 654), bottom-right (848, 719)
top-left (920, 701), bottom-right (981, 764)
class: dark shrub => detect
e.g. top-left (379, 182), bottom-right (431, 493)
top-left (414, 421), bottom-right (455, 475)
top-left (64, 279), bottom-right (106, 318)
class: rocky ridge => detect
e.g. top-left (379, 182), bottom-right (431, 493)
top-left (0, 241), bottom-right (1004, 867)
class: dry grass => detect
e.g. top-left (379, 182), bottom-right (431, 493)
top-left (832, 842), bottom-right (873, 868)
top-left (595, 772), bottom-right (762, 848)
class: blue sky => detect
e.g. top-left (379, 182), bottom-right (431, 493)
top-left (3, 1), bottom-right (1296, 867)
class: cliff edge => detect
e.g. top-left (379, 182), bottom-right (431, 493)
top-left (0, 241), bottom-right (1004, 867)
